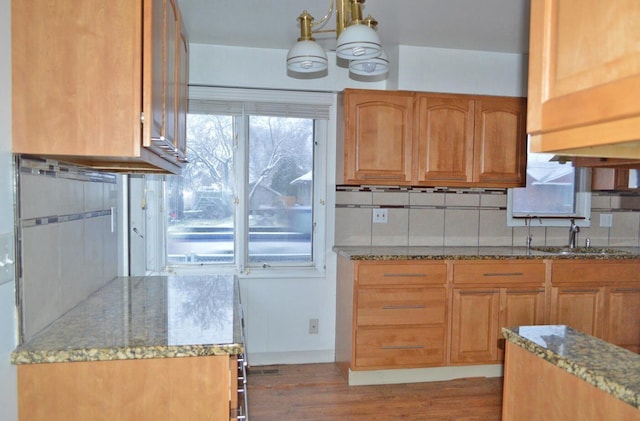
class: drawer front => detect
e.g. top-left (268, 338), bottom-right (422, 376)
top-left (552, 260), bottom-right (640, 284)
top-left (356, 287), bottom-right (446, 326)
top-left (452, 261), bottom-right (545, 285)
top-left (354, 326), bottom-right (445, 368)
top-left (357, 262), bottom-right (447, 286)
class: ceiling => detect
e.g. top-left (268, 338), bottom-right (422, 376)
top-left (179, 0), bottom-right (531, 55)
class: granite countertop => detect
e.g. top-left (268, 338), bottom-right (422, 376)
top-left (333, 245), bottom-right (640, 260)
top-left (503, 325), bottom-right (640, 409)
top-left (11, 275), bottom-right (245, 364)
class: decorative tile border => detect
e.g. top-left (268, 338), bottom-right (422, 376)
top-left (21, 210), bottom-right (113, 228)
top-left (19, 156), bottom-right (117, 184)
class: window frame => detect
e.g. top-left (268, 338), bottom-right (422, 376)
top-left (507, 166), bottom-right (592, 228)
top-left (162, 87), bottom-right (333, 279)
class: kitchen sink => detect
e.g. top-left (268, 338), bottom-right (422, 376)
top-left (530, 246), bottom-right (630, 256)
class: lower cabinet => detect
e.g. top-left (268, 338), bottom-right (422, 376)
top-left (335, 256), bottom-right (640, 378)
top-left (550, 260), bottom-right (640, 352)
top-left (17, 355), bottom-right (240, 420)
top-left (450, 261), bottom-right (546, 364)
top-left (606, 287), bottom-right (640, 353)
top-left (336, 258), bottom-right (448, 374)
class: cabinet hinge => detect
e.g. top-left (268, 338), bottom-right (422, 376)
top-left (140, 113), bottom-right (145, 123)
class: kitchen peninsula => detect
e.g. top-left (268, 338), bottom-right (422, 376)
top-left (334, 246), bottom-right (640, 385)
top-left (11, 275), bottom-right (247, 421)
top-left (502, 325), bottom-right (640, 419)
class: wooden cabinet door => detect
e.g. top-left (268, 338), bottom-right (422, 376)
top-left (498, 288), bottom-right (546, 359)
top-left (550, 287), bottom-right (604, 337)
top-left (176, 13), bottom-right (189, 160)
top-left (343, 90), bottom-right (414, 184)
top-left (473, 97), bottom-right (526, 187)
top-left (150, 0), bottom-right (178, 145)
top-left (415, 94), bottom-right (475, 186)
top-left (528, 0), bottom-right (640, 157)
top-left (606, 287), bottom-right (640, 353)
top-left (12, 0), bottom-right (143, 157)
top-left (450, 288), bottom-right (500, 364)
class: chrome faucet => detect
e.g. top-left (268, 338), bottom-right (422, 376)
top-left (526, 216), bottom-right (543, 251)
top-left (568, 219), bottom-right (580, 249)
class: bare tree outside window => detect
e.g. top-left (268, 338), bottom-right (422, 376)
top-left (166, 114), bottom-right (315, 266)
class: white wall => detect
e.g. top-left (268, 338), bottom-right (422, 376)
top-left (0, 0), bottom-right (18, 418)
top-left (188, 43), bottom-right (527, 365)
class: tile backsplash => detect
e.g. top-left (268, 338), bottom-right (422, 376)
top-left (335, 186), bottom-right (640, 248)
top-left (17, 157), bottom-right (118, 341)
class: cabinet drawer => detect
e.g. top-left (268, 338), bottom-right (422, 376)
top-left (357, 262), bottom-right (446, 286)
top-left (354, 326), bottom-right (445, 369)
top-left (356, 287), bottom-right (446, 326)
top-left (552, 260), bottom-right (640, 284)
top-left (452, 261), bottom-right (545, 285)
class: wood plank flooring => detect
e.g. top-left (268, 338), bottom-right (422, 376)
top-left (248, 363), bottom-right (503, 420)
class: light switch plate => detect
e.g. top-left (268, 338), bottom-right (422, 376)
top-left (0, 233), bottom-right (15, 284)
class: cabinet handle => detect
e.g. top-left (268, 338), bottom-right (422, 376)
top-left (424, 177), bottom-right (465, 181)
top-left (382, 305), bottom-right (426, 310)
top-left (612, 288), bottom-right (640, 293)
top-left (482, 272), bottom-right (524, 277)
top-left (361, 175), bottom-right (404, 179)
top-left (507, 289), bottom-right (544, 294)
top-left (560, 289), bottom-right (600, 293)
top-left (381, 345), bottom-right (425, 350)
top-left (383, 273), bottom-right (427, 277)
top-left (458, 290), bottom-right (498, 294)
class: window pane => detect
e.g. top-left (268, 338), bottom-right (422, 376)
top-left (166, 114), bottom-right (236, 264)
top-left (247, 116), bottom-right (314, 265)
top-left (512, 152), bottom-right (575, 215)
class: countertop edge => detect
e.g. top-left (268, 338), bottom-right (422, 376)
top-left (11, 343), bottom-right (245, 365)
top-left (333, 246), bottom-right (640, 261)
top-left (502, 327), bottom-right (640, 409)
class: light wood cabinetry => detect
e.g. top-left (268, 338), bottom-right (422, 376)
top-left (336, 255), bottom-right (639, 378)
top-left (550, 260), bottom-right (640, 351)
top-left (527, 0), bottom-right (640, 158)
top-left (341, 90), bottom-right (414, 185)
top-left (339, 89), bottom-right (527, 187)
top-left (336, 258), bottom-right (448, 374)
top-left (12, 0), bottom-right (188, 174)
top-left (450, 261), bottom-right (546, 364)
top-left (17, 355), bottom-right (235, 420)
top-left (416, 94), bottom-right (526, 187)
top-left (502, 341), bottom-right (640, 420)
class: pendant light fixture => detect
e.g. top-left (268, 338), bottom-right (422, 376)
top-left (286, 0), bottom-right (388, 80)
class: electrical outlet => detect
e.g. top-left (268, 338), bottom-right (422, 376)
top-left (373, 208), bottom-right (388, 224)
top-left (309, 318), bottom-right (319, 334)
top-left (600, 213), bottom-right (613, 228)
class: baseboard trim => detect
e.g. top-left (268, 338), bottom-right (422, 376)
top-left (247, 350), bottom-right (335, 366)
top-left (347, 364), bottom-right (504, 386)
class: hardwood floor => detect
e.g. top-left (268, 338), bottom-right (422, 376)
top-left (248, 363), bottom-right (503, 420)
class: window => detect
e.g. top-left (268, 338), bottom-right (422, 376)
top-left (165, 87), bottom-right (332, 275)
top-left (507, 144), bottom-right (591, 227)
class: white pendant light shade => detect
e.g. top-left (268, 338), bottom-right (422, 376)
top-left (287, 40), bottom-right (328, 73)
top-left (335, 23), bottom-right (382, 60)
top-left (350, 49), bottom-right (389, 76)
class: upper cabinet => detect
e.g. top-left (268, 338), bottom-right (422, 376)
top-left (339, 89), bottom-right (527, 188)
top-left (12, 0), bottom-right (189, 174)
top-left (341, 90), bottom-right (414, 185)
top-left (527, 0), bottom-right (640, 159)
top-left (416, 94), bottom-right (526, 187)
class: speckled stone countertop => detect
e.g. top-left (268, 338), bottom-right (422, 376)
top-left (11, 275), bottom-right (244, 364)
top-left (333, 245), bottom-right (640, 260)
top-left (503, 325), bottom-right (640, 409)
